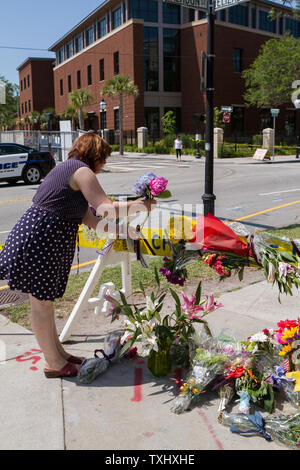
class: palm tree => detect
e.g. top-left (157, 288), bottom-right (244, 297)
top-left (69, 89), bottom-right (93, 130)
top-left (102, 74), bottom-right (139, 155)
top-left (60, 105), bottom-right (78, 130)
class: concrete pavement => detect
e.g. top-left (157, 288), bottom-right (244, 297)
top-left (0, 279), bottom-right (299, 451)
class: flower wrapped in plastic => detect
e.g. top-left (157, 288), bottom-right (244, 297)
top-left (170, 337), bottom-right (232, 414)
top-left (221, 410), bottom-right (300, 449)
top-left (77, 332), bottom-right (122, 384)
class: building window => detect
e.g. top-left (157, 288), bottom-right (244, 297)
top-left (112, 7), bottom-right (122, 29)
top-left (100, 111), bottom-right (107, 130)
top-left (278, 16), bottom-right (283, 35)
top-left (163, 29), bottom-right (181, 92)
top-left (20, 80), bottom-right (23, 91)
top-left (114, 51), bottom-right (119, 74)
top-left (24, 78), bottom-right (26, 90)
top-left (75, 34), bottom-right (83, 53)
top-left (68, 75), bottom-right (72, 93)
top-left (25, 101), bottom-right (27, 113)
top-left (259, 10), bottom-right (276, 33)
top-left (27, 75), bottom-right (30, 87)
top-left (219, 9), bottom-right (226, 22)
top-left (77, 70), bottom-right (81, 88)
top-left (163, 3), bottom-right (180, 24)
top-left (114, 108), bottom-right (120, 130)
top-left (99, 59), bottom-right (105, 81)
top-left (285, 17), bottom-right (300, 37)
top-left (260, 109), bottom-right (272, 131)
top-left (21, 103), bottom-right (24, 115)
top-left (28, 100), bottom-right (31, 113)
top-left (231, 107), bottom-right (245, 134)
top-left (144, 107), bottom-right (160, 138)
top-left (87, 65), bottom-right (92, 86)
top-left (98, 17), bottom-right (107, 38)
top-left (233, 48), bottom-right (243, 73)
top-left (251, 7), bottom-right (256, 28)
top-left (199, 11), bottom-right (206, 19)
top-left (58, 47), bottom-right (64, 64)
top-left (228, 5), bottom-right (248, 27)
top-left (86, 26), bottom-right (94, 46)
top-left (66, 41), bottom-right (73, 59)
top-left (128, 0), bottom-right (158, 23)
top-left (189, 9), bottom-right (195, 22)
top-left (60, 79), bottom-right (63, 96)
top-left (144, 26), bottom-right (159, 92)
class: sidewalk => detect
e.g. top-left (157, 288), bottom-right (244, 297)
top-left (1, 279), bottom-right (299, 451)
top-left (112, 151), bottom-right (300, 165)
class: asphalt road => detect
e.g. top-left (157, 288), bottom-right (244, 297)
top-left (1, 152), bottom-right (300, 288)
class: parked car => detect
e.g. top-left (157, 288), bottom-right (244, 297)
top-left (0, 143), bottom-right (55, 184)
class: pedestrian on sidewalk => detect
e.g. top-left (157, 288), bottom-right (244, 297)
top-left (174, 136), bottom-right (183, 161)
top-left (0, 132), bottom-right (156, 379)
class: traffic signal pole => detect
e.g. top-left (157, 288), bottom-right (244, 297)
top-left (202, 2), bottom-right (216, 216)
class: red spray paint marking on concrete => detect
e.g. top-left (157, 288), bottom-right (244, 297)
top-left (173, 368), bottom-right (183, 393)
top-left (15, 349), bottom-right (43, 371)
top-left (198, 409), bottom-right (224, 450)
top-left (131, 367), bottom-right (143, 402)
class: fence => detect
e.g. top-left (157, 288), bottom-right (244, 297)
top-left (0, 130), bottom-right (81, 162)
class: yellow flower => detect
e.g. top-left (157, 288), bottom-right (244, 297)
top-left (247, 369), bottom-right (259, 383)
top-left (281, 327), bottom-right (298, 343)
top-left (189, 378), bottom-right (196, 387)
top-left (180, 383), bottom-right (189, 392)
top-left (279, 344), bottom-right (293, 356)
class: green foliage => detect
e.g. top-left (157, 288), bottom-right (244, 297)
top-left (252, 134), bottom-right (263, 146)
top-left (161, 110), bottom-right (176, 135)
top-left (0, 75), bottom-right (19, 130)
top-left (243, 34), bottom-right (300, 107)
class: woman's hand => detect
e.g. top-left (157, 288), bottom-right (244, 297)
top-left (143, 199), bottom-right (157, 212)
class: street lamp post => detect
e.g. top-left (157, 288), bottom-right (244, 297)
top-left (293, 98), bottom-right (300, 159)
top-left (99, 98), bottom-right (106, 138)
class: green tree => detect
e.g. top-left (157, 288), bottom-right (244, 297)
top-left (102, 74), bottom-right (139, 155)
top-left (242, 35), bottom-right (300, 108)
top-left (161, 110), bottom-right (176, 135)
top-left (0, 75), bottom-right (19, 130)
top-left (60, 105), bottom-right (78, 130)
top-left (69, 89), bottom-right (93, 130)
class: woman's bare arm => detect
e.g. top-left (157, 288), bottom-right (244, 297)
top-left (72, 166), bottom-right (156, 219)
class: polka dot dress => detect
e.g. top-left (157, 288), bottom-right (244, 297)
top-left (0, 159), bottom-right (89, 302)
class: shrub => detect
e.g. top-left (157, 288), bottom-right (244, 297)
top-left (252, 134), bottom-right (263, 146)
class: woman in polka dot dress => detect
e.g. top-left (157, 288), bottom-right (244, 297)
top-left (0, 133), bottom-right (156, 378)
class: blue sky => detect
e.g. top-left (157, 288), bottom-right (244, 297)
top-left (0, 0), bottom-right (104, 85)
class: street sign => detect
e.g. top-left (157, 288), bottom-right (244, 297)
top-left (163, 0), bottom-right (208, 11)
top-left (221, 106), bottom-right (233, 113)
top-left (223, 111), bottom-right (231, 123)
top-left (214, 0), bottom-right (250, 11)
top-left (271, 108), bottom-right (280, 116)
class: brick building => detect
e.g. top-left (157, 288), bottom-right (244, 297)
top-left (46, 0), bottom-right (299, 139)
top-left (17, 58), bottom-right (55, 120)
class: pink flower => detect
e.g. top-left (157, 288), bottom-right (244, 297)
top-left (278, 262), bottom-right (294, 279)
top-left (181, 292), bottom-right (204, 319)
top-left (204, 293), bottom-right (224, 313)
top-left (274, 331), bottom-right (287, 345)
top-left (214, 260), bottom-right (231, 277)
top-left (149, 177), bottom-right (167, 196)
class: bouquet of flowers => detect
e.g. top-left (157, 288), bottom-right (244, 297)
top-left (170, 337), bottom-right (232, 414)
top-left (106, 273), bottom-right (223, 375)
top-left (272, 318), bottom-right (300, 408)
top-left (132, 172), bottom-right (172, 200)
top-left (221, 410), bottom-right (300, 449)
top-left (77, 332), bottom-right (122, 384)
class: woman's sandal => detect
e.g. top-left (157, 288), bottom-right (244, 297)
top-left (67, 355), bottom-right (86, 365)
top-left (44, 362), bottom-right (79, 379)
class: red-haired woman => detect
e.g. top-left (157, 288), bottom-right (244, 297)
top-left (0, 133), bottom-right (156, 378)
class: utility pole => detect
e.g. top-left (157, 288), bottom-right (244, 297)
top-left (202, 1), bottom-right (216, 216)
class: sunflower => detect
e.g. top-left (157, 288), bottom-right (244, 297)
top-left (279, 343), bottom-right (293, 356)
top-left (281, 327), bottom-right (299, 343)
